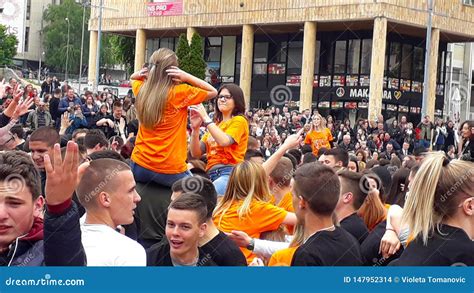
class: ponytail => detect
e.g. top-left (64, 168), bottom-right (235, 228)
top-left (357, 189), bottom-right (387, 231)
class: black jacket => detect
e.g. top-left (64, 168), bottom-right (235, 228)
top-left (146, 240), bottom-right (217, 266)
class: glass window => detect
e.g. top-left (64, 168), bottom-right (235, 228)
top-left (160, 38), bottom-right (174, 50)
top-left (269, 41), bottom-right (287, 63)
top-left (401, 44), bottom-right (413, 79)
top-left (388, 42), bottom-right (401, 77)
top-left (208, 37), bottom-right (222, 46)
top-left (236, 42), bottom-right (241, 63)
top-left (24, 27), bottom-right (30, 52)
top-left (360, 39), bottom-right (372, 74)
top-left (319, 40), bottom-right (333, 74)
top-left (254, 42), bottom-right (268, 63)
top-left (205, 47), bottom-right (221, 62)
top-left (287, 41), bottom-right (303, 74)
top-left (413, 46), bottom-right (424, 81)
top-left (334, 41), bottom-right (347, 73)
top-left (347, 39), bottom-right (360, 74)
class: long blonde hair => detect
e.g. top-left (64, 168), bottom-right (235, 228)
top-left (401, 152), bottom-right (474, 245)
top-left (136, 48), bottom-right (178, 129)
top-left (310, 113), bottom-right (326, 132)
top-left (214, 161), bottom-right (272, 225)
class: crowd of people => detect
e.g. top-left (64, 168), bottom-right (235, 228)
top-left (0, 47), bottom-right (473, 267)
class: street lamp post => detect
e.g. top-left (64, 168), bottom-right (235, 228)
top-left (65, 17), bottom-right (71, 81)
top-left (94, 0), bottom-right (103, 93)
top-left (78, 2), bottom-right (86, 95)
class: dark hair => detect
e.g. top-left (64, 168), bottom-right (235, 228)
top-left (213, 83), bottom-right (246, 123)
top-left (385, 167), bottom-right (410, 207)
top-left (76, 158), bottom-right (130, 208)
top-left (171, 177), bottom-right (217, 219)
top-left (302, 152), bottom-right (318, 165)
top-left (325, 148), bottom-right (349, 167)
top-left (113, 101), bottom-right (123, 109)
top-left (72, 129), bottom-right (88, 140)
top-left (168, 192), bottom-right (208, 224)
top-left (293, 163), bottom-right (340, 216)
top-left (317, 147), bottom-right (328, 158)
top-left (54, 88), bottom-right (62, 95)
top-left (355, 149), bottom-right (367, 163)
top-left (0, 151), bottom-right (41, 199)
top-left (283, 153), bottom-right (297, 170)
top-left (10, 124), bottom-right (24, 140)
top-left (84, 129), bottom-right (109, 150)
top-left (109, 136), bottom-right (124, 148)
top-left (30, 127), bottom-right (60, 147)
top-left (244, 149), bottom-right (264, 160)
top-left (287, 149), bottom-right (302, 165)
top-left (349, 155), bottom-right (359, 172)
top-left (247, 136), bottom-right (259, 150)
top-left (300, 144), bottom-right (313, 155)
top-left (338, 170), bottom-right (369, 209)
top-left (88, 150), bottom-right (126, 162)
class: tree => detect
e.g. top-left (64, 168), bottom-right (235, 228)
top-left (0, 25), bottom-right (18, 66)
top-left (107, 35), bottom-right (135, 74)
top-left (187, 33), bottom-right (206, 80)
top-left (42, 0), bottom-right (90, 76)
top-left (176, 33), bottom-right (190, 73)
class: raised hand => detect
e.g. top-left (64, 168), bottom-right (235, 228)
top-left (189, 104), bottom-right (210, 121)
top-left (189, 109), bottom-right (203, 130)
top-left (166, 66), bottom-right (190, 84)
top-left (281, 127), bottom-right (304, 150)
top-left (11, 97), bottom-right (34, 120)
top-left (44, 141), bottom-right (85, 205)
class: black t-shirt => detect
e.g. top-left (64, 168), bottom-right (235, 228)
top-left (200, 231), bottom-right (247, 266)
top-left (390, 225), bottom-right (474, 266)
top-left (360, 221), bottom-right (403, 266)
top-left (105, 114), bottom-right (127, 138)
top-left (340, 213), bottom-right (369, 244)
top-left (291, 226), bottom-right (364, 266)
top-left (146, 239), bottom-right (216, 266)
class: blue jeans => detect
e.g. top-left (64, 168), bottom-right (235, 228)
top-left (208, 166), bottom-right (234, 196)
top-left (131, 161), bottom-right (191, 187)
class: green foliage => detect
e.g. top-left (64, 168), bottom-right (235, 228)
top-left (188, 33), bottom-right (206, 80)
top-left (106, 35), bottom-right (135, 74)
top-left (0, 25), bottom-right (18, 65)
top-left (176, 33), bottom-right (190, 73)
top-left (43, 0), bottom-right (89, 75)
top-left (178, 33), bottom-right (206, 80)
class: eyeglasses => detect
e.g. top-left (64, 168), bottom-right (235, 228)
top-left (218, 95), bottom-right (233, 101)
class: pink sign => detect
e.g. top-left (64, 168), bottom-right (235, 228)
top-left (147, 1), bottom-right (183, 16)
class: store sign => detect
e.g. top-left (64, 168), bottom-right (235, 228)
top-left (147, 0), bottom-right (183, 16)
top-left (345, 87), bottom-right (403, 101)
top-left (0, 0), bottom-right (26, 53)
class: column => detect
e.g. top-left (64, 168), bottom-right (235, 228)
top-left (88, 30), bottom-right (98, 90)
top-left (299, 21), bottom-right (317, 112)
top-left (240, 24), bottom-right (254, 108)
top-left (134, 29), bottom-right (147, 72)
top-left (423, 28), bottom-right (440, 119)
top-left (368, 17), bottom-right (387, 122)
top-left (187, 27), bottom-right (197, 44)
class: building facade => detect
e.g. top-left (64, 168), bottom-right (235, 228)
top-left (87, 0), bottom-right (474, 122)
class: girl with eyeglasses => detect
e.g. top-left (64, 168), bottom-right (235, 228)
top-left (129, 48), bottom-right (217, 187)
top-left (189, 83), bottom-right (249, 196)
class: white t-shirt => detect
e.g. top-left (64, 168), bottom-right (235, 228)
top-left (81, 224), bottom-right (146, 266)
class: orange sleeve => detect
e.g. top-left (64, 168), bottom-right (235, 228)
top-left (251, 202), bottom-right (288, 233)
top-left (131, 80), bottom-right (143, 97)
top-left (173, 84), bottom-right (210, 107)
top-left (304, 132), bottom-right (312, 144)
top-left (224, 116), bottom-right (248, 144)
top-left (268, 247), bottom-right (298, 266)
top-left (326, 128), bottom-right (334, 142)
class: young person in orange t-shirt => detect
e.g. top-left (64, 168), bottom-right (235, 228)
top-left (304, 113), bottom-right (333, 156)
top-left (212, 161), bottom-right (297, 263)
top-left (189, 84), bottom-right (249, 195)
top-left (129, 48), bottom-right (217, 187)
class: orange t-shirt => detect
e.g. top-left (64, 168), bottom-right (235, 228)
top-left (131, 80), bottom-right (208, 174)
top-left (268, 246), bottom-right (298, 266)
top-left (304, 128), bottom-right (333, 156)
top-left (201, 116), bottom-right (249, 171)
top-left (213, 199), bottom-right (288, 263)
top-left (271, 192), bottom-right (295, 234)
